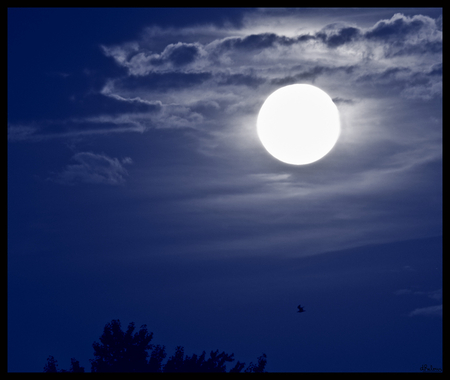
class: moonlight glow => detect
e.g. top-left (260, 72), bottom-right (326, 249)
top-left (257, 84), bottom-right (340, 165)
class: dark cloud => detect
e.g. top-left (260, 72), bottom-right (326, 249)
top-left (323, 26), bottom-right (361, 47)
top-left (213, 15), bottom-right (441, 62)
top-left (118, 71), bottom-right (213, 92)
top-left (385, 39), bottom-right (442, 57)
top-left (218, 29), bottom-right (362, 52)
top-left (355, 65), bottom-right (442, 100)
top-left (356, 66), bottom-right (407, 84)
top-left (354, 67), bottom-right (412, 96)
top-left (310, 14), bottom-right (441, 56)
top-left (218, 33), bottom-right (295, 51)
top-left (271, 65), bottom-right (355, 86)
top-left (332, 97), bottom-right (355, 105)
top-left (295, 34), bottom-right (316, 43)
top-left (313, 22), bottom-right (363, 48)
top-left (363, 13), bottom-right (441, 57)
top-left (365, 15), bottom-right (426, 40)
top-left (270, 67), bottom-right (327, 86)
top-left (144, 43), bottom-right (200, 67)
top-left (428, 63), bottom-right (442, 76)
top-left (216, 72), bottom-right (265, 88)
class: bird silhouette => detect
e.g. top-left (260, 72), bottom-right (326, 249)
top-left (297, 305), bottom-right (305, 313)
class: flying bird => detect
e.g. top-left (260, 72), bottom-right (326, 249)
top-left (297, 305), bottom-right (305, 313)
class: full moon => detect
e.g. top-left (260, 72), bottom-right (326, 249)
top-left (257, 84), bottom-right (340, 165)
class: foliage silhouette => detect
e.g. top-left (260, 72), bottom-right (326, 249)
top-left (163, 346), bottom-right (248, 373)
top-left (43, 356), bottom-right (85, 373)
top-left (90, 319), bottom-right (153, 372)
top-left (44, 319), bottom-right (267, 373)
top-left (43, 355), bottom-right (58, 373)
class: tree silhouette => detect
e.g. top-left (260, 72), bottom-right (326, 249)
top-left (43, 356), bottom-right (85, 373)
top-left (68, 358), bottom-right (85, 373)
top-left (90, 320), bottom-right (153, 372)
top-left (163, 346), bottom-right (247, 373)
top-left (244, 353), bottom-right (268, 373)
top-left (148, 344), bottom-right (167, 372)
top-left (43, 355), bottom-right (58, 373)
top-left (44, 319), bottom-right (267, 373)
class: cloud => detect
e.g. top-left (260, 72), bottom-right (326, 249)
top-left (98, 12), bottom-right (441, 107)
top-left (311, 13), bottom-right (442, 58)
top-left (163, 42), bottom-right (201, 67)
top-left (7, 119), bottom-right (147, 142)
top-left (101, 41), bottom-right (206, 76)
top-left (8, 124), bottom-right (39, 142)
top-left (409, 304), bottom-right (442, 317)
top-left (50, 152), bottom-right (133, 185)
top-left (315, 24), bottom-right (362, 48)
top-left (427, 289), bottom-right (443, 301)
top-left (365, 13), bottom-right (441, 43)
top-left (9, 10), bottom-right (442, 257)
top-left (332, 97), bottom-right (356, 105)
top-left (74, 12), bottom-right (440, 155)
top-left (216, 72), bottom-right (265, 88)
top-left (94, 11), bottom-right (440, 256)
top-left (100, 80), bottom-right (163, 109)
top-left (394, 288), bottom-right (442, 318)
top-left (216, 32), bottom-right (297, 52)
top-left (395, 288), bottom-right (442, 301)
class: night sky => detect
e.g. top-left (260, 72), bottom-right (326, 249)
top-left (8, 8), bottom-right (442, 372)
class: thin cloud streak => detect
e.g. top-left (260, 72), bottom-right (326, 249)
top-left (409, 304), bottom-right (442, 318)
top-left (8, 122), bottom-right (146, 142)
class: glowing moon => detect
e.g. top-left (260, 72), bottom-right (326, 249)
top-left (257, 84), bottom-right (340, 165)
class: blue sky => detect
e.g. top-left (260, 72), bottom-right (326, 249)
top-left (8, 8), bottom-right (442, 372)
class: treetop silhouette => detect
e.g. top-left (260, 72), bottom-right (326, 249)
top-left (44, 319), bottom-right (267, 373)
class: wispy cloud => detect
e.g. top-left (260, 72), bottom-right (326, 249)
top-left (7, 124), bottom-right (40, 142)
top-left (409, 304), bottom-right (442, 317)
top-left (394, 288), bottom-right (442, 318)
top-left (8, 122), bottom-right (146, 142)
top-left (394, 288), bottom-right (442, 301)
top-left (49, 152), bottom-right (133, 185)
